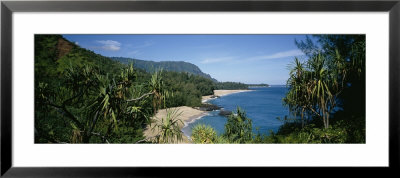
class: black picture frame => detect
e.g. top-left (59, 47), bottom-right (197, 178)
top-left (1, 0), bottom-right (399, 177)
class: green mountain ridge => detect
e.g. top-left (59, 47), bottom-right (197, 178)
top-left (111, 57), bottom-right (218, 82)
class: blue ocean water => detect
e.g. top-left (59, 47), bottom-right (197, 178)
top-left (182, 86), bottom-right (290, 137)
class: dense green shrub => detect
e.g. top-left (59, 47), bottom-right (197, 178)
top-left (191, 124), bottom-right (218, 144)
top-left (223, 107), bottom-right (253, 143)
top-left (161, 71), bottom-right (214, 107)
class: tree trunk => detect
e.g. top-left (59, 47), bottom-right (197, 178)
top-left (322, 111), bottom-right (326, 129)
top-left (326, 111), bottom-right (330, 128)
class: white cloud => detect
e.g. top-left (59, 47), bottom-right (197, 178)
top-left (200, 57), bottom-right (235, 64)
top-left (249, 49), bottom-right (304, 60)
top-left (96, 40), bottom-right (121, 51)
top-left (199, 50), bottom-right (303, 64)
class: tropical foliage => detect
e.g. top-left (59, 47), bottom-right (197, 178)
top-left (34, 35), bottom-right (249, 144)
top-left (35, 62), bottom-right (166, 143)
top-left (277, 35), bottom-right (365, 143)
top-left (191, 124), bottom-right (218, 144)
top-left (161, 71), bottom-right (214, 107)
top-left (222, 107), bottom-right (253, 143)
top-left (151, 109), bottom-right (184, 143)
top-left (214, 82), bottom-right (248, 90)
top-left (35, 34), bottom-right (365, 144)
top-left (190, 35), bottom-right (365, 144)
top-left (35, 35), bottom-right (179, 143)
top-left (191, 107), bottom-right (254, 144)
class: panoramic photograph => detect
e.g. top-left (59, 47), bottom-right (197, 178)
top-left (34, 34), bottom-right (365, 144)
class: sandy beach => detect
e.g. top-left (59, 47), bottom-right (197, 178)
top-left (202, 89), bottom-right (253, 103)
top-left (144, 90), bottom-right (251, 143)
top-left (143, 106), bottom-right (208, 143)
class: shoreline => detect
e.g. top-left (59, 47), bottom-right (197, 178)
top-left (143, 89), bottom-right (253, 143)
top-left (202, 89), bottom-right (254, 103)
top-left (181, 112), bottom-right (211, 141)
top-left (143, 106), bottom-right (208, 143)
top-left (183, 112), bottom-right (211, 126)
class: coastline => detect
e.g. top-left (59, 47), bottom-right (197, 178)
top-left (143, 106), bottom-right (207, 143)
top-left (202, 89), bottom-right (253, 103)
top-left (184, 112), bottom-right (211, 126)
top-left (143, 89), bottom-right (253, 143)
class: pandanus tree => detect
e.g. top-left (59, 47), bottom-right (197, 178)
top-left (36, 63), bottom-right (168, 143)
top-left (89, 65), bottom-right (168, 143)
top-left (285, 51), bottom-right (347, 129)
top-left (295, 35), bottom-right (366, 118)
top-left (151, 108), bottom-right (184, 144)
top-left (307, 53), bottom-right (334, 129)
top-left (89, 65), bottom-right (138, 142)
top-left (148, 69), bottom-right (169, 112)
top-left (37, 64), bottom-right (102, 143)
top-left (284, 57), bottom-right (310, 127)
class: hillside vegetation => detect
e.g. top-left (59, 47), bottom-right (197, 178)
top-left (34, 35), bottom-right (250, 143)
top-left (111, 57), bottom-right (217, 82)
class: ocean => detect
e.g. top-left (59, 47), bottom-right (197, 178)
top-left (182, 86), bottom-right (290, 138)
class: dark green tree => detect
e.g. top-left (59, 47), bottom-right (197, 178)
top-left (223, 107), bottom-right (253, 143)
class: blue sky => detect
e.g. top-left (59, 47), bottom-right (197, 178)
top-left (63, 34), bottom-right (307, 85)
